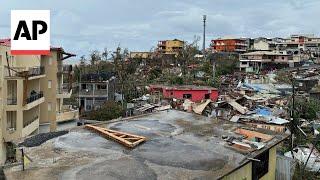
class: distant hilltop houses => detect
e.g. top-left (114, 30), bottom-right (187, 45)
top-left (211, 34), bottom-right (320, 53)
top-left (128, 35), bottom-right (320, 73)
top-left (210, 34), bottom-right (320, 72)
top-left (129, 39), bottom-right (185, 59)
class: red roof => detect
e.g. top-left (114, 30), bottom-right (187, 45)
top-left (150, 84), bottom-right (217, 91)
top-left (0, 38), bottom-right (11, 47)
top-left (0, 38), bottom-right (64, 50)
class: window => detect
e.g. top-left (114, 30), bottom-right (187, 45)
top-left (97, 84), bottom-right (107, 89)
top-left (48, 80), bottom-right (52, 89)
top-left (183, 94), bottom-right (192, 99)
top-left (81, 84), bottom-right (87, 90)
top-left (252, 150), bottom-right (269, 179)
top-left (7, 111), bottom-right (17, 130)
top-left (48, 102), bottom-right (52, 111)
top-left (48, 57), bottom-right (52, 65)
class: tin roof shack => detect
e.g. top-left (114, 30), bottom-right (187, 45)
top-left (5, 110), bottom-right (288, 180)
top-left (296, 75), bottom-right (320, 92)
top-left (310, 85), bottom-right (320, 100)
top-left (149, 85), bottom-right (218, 103)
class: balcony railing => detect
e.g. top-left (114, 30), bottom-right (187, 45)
top-left (7, 98), bottom-right (17, 105)
top-left (5, 66), bottom-right (45, 77)
top-left (79, 89), bottom-right (108, 96)
top-left (28, 66), bottom-right (45, 76)
top-left (23, 115), bottom-right (39, 127)
top-left (57, 87), bottom-right (71, 94)
top-left (25, 91), bottom-right (43, 104)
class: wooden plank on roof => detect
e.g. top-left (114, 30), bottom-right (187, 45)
top-left (85, 124), bottom-right (146, 148)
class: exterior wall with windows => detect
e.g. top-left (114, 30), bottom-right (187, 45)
top-left (78, 78), bottom-right (116, 111)
top-left (162, 89), bottom-right (218, 102)
top-left (0, 40), bottom-right (75, 164)
top-left (212, 38), bottom-right (248, 53)
top-left (40, 51), bottom-right (58, 131)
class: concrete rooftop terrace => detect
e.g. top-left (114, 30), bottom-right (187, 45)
top-left (5, 110), bottom-right (287, 180)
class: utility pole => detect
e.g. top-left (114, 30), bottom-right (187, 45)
top-left (202, 15), bottom-right (206, 56)
top-left (290, 73), bottom-right (296, 159)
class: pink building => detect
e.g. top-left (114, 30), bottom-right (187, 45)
top-left (149, 85), bottom-right (218, 102)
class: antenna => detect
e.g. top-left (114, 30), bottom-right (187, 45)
top-left (202, 15), bottom-right (207, 55)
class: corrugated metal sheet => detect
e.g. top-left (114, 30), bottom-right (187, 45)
top-left (276, 154), bottom-right (297, 180)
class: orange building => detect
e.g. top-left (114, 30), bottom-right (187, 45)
top-left (211, 38), bottom-right (247, 53)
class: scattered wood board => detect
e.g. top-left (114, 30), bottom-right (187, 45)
top-left (85, 124), bottom-right (146, 148)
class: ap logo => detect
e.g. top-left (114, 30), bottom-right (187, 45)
top-left (11, 10), bottom-right (50, 55)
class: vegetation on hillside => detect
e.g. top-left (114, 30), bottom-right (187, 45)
top-left (85, 101), bottom-right (123, 121)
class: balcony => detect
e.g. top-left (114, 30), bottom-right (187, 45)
top-left (22, 116), bottom-right (39, 137)
top-left (235, 43), bottom-right (248, 46)
top-left (235, 48), bottom-right (247, 52)
top-left (79, 89), bottom-right (108, 97)
top-left (57, 109), bottom-right (79, 122)
top-left (24, 91), bottom-right (45, 110)
top-left (57, 105), bottom-right (79, 122)
top-left (4, 66), bottom-right (45, 80)
top-left (26, 91), bottom-right (43, 104)
top-left (57, 88), bottom-right (72, 99)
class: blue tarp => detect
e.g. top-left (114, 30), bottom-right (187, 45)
top-left (255, 107), bottom-right (272, 116)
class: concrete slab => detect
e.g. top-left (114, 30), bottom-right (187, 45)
top-left (5, 110), bottom-right (287, 180)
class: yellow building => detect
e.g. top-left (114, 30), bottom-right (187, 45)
top-left (0, 39), bottom-right (78, 164)
top-left (157, 39), bottom-right (184, 55)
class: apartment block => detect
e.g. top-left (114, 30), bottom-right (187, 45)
top-left (211, 37), bottom-right (248, 53)
top-left (78, 73), bottom-right (116, 111)
top-left (0, 39), bottom-right (78, 164)
top-left (278, 34), bottom-right (320, 56)
top-left (157, 39), bottom-right (184, 55)
top-left (239, 51), bottom-right (295, 73)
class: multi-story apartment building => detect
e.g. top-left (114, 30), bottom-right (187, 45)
top-left (78, 73), bottom-right (116, 111)
top-left (253, 38), bottom-right (278, 51)
top-left (0, 38), bottom-right (78, 164)
top-left (253, 35), bottom-right (320, 62)
top-left (239, 51), bottom-right (295, 72)
top-left (211, 37), bottom-right (248, 53)
top-left (157, 39), bottom-right (184, 55)
top-left (40, 47), bottom-right (78, 131)
top-left (281, 34), bottom-right (320, 52)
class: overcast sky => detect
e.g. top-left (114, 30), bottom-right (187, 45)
top-left (1, 0), bottom-right (320, 63)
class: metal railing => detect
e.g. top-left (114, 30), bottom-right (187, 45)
top-left (7, 98), bottom-right (17, 105)
top-left (79, 89), bottom-right (108, 96)
top-left (57, 87), bottom-right (71, 94)
top-left (5, 66), bottom-right (45, 77)
top-left (28, 66), bottom-right (45, 76)
top-left (25, 91), bottom-right (43, 104)
top-left (23, 115), bottom-right (39, 127)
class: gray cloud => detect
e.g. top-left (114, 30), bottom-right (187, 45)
top-left (1, 0), bottom-right (320, 64)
